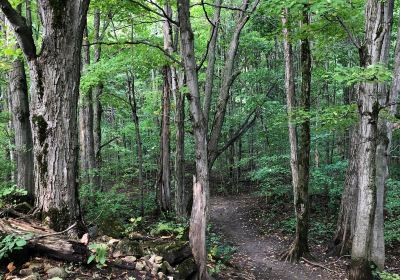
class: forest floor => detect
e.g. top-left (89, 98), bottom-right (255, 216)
top-left (210, 194), bottom-right (348, 280)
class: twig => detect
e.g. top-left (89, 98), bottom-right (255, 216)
top-left (301, 257), bottom-right (336, 274)
top-left (329, 254), bottom-right (350, 264)
top-left (31, 222), bottom-right (77, 239)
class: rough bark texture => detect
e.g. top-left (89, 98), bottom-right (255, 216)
top-left (349, 0), bottom-right (394, 278)
top-left (329, 126), bottom-right (359, 256)
top-left (8, 56), bottom-right (34, 199)
top-left (371, 10), bottom-right (400, 270)
top-left (0, 0), bottom-right (90, 234)
top-left (157, 4), bottom-right (173, 212)
top-left (174, 72), bottom-right (186, 218)
top-left (79, 28), bottom-right (96, 187)
top-left (0, 218), bottom-right (89, 263)
top-left (177, 0), bottom-right (210, 278)
top-left (92, 9), bottom-right (103, 190)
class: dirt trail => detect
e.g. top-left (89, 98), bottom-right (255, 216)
top-left (210, 195), bottom-right (345, 280)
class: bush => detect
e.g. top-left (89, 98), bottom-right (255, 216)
top-left (80, 184), bottom-right (135, 237)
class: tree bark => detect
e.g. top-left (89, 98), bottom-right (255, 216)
top-left (0, 0), bottom-right (90, 234)
top-left (174, 71), bottom-right (186, 218)
top-left (177, 0), bottom-right (210, 278)
top-left (157, 5), bottom-right (173, 212)
top-left (203, 0), bottom-right (222, 130)
top-left (93, 9), bottom-right (103, 190)
top-left (349, 1), bottom-right (394, 278)
top-left (280, 7), bottom-right (311, 262)
top-left (7, 43), bottom-right (34, 199)
top-left (371, 9), bottom-right (400, 270)
top-left (329, 125), bottom-right (359, 256)
top-left (79, 27), bottom-right (96, 187)
top-left (0, 218), bottom-right (89, 263)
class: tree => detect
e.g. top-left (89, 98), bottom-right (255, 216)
top-left (177, 0), bottom-right (210, 278)
top-left (79, 27), bottom-right (96, 188)
top-left (281, 5), bottom-right (312, 262)
top-left (0, 0), bottom-right (90, 233)
top-left (349, 0), bottom-right (394, 278)
top-left (5, 11), bottom-right (34, 199)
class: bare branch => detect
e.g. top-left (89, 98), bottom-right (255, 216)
top-left (191, 2), bottom-right (246, 12)
top-left (84, 40), bottom-right (183, 66)
top-left (214, 108), bottom-right (258, 160)
top-left (335, 15), bottom-right (361, 49)
top-left (128, 0), bottom-right (179, 26)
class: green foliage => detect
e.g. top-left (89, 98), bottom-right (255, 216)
top-left (207, 231), bottom-right (236, 263)
top-left (250, 154), bottom-right (292, 200)
top-left (0, 233), bottom-right (31, 260)
top-left (332, 64), bottom-right (392, 86)
top-left (123, 217), bottom-right (143, 236)
top-left (309, 221), bottom-right (334, 241)
top-left (0, 185), bottom-right (28, 208)
top-left (385, 179), bottom-right (400, 244)
top-left (80, 184), bottom-right (135, 236)
top-left (150, 221), bottom-right (186, 240)
top-left (88, 243), bottom-right (108, 268)
top-left (278, 217), bottom-right (296, 234)
top-left (378, 271), bottom-right (400, 280)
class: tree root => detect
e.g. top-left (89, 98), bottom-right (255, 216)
top-left (280, 242), bottom-right (302, 263)
top-left (279, 240), bottom-right (311, 263)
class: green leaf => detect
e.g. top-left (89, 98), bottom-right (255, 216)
top-left (87, 255), bottom-right (95, 264)
top-left (15, 239), bottom-right (27, 247)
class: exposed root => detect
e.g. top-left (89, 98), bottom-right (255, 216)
top-left (280, 240), bottom-right (311, 263)
top-left (280, 242), bottom-right (301, 263)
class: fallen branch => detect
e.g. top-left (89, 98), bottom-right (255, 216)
top-left (31, 222), bottom-right (77, 239)
top-left (301, 257), bottom-right (336, 274)
top-left (0, 218), bottom-right (89, 262)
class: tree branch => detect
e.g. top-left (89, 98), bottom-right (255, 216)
top-left (190, 2), bottom-right (247, 12)
top-left (83, 40), bottom-right (183, 66)
top-left (0, 0), bottom-right (36, 60)
top-left (128, 0), bottom-right (179, 26)
top-left (99, 137), bottom-right (120, 151)
top-left (335, 15), bottom-right (361, 49)
top-left (214, 108), bottom-right (258, 161)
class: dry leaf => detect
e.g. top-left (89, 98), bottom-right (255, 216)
top-left (7, 262), bottom-right (16, 272)
top-left (80, 233), bottom-right (89, 245)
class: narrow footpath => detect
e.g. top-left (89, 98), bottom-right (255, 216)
top-left (210, 195), bottom-right (346, 280)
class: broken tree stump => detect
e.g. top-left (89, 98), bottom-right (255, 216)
top-left (0, 218), bottom-right (89, 262)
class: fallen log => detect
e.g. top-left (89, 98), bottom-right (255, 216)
top-left (0, 218), bottom-right (89, 263)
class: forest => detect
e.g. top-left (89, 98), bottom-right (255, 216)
top-left (0, 0), bottom-right (399, 279)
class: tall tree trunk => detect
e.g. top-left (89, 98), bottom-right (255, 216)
top-left (8, 56), bottom-right (34, 199)
top-left (329, 125), bottom-right (359, 256)
top-left (203, 0), bottom-right (221, 130)
top-left (178, 0), bottom-right (210, 278)
top-left (349, 1), bottom-right (394, 278)
top-left (281, 7), bottom-right (311, 262)
top-left (93, 9), bottom-right (103, 190)
top-left (126, 72), bottom-right (145, 216)
top-left (208, 0), bottom-right (260, 168)
top-left (174, 71), bottom-right (186, 218)
top-left (0, 0), bottom-right (90, 234)
top-left (79, 27), bottom-right (96, 187)
top-left (6, 8), bottom-right (34, 199)
top-left (371, 8), bottom-right (400, 270)
top-left (157, 4), bottom-right (173, 212)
